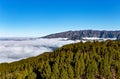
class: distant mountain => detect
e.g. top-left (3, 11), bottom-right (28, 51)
top-left (0, 37), bottom-right (35, 41)
top-left (117, 34), bottom-right (120, 40)
top-left (42, 30), bottom-right (120, 40)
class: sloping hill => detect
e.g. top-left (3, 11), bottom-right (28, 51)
top-left (43, 30), bottom-right (120, 40)
top-left (117, 34), bottom-right (120, 40)
top-left (0, 41), bottom-right (120, 79)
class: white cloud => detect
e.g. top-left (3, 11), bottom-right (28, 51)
top-left (0, 38), bottom-right (79, 63)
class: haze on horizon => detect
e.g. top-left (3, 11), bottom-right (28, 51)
top-left (0, 0), bottom-right (120, 37)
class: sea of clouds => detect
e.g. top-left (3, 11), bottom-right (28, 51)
top-left (0, 38), bottom-right (80, 63)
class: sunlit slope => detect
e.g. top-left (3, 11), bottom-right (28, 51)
top-left (0, 41), bottom-right (120, 79)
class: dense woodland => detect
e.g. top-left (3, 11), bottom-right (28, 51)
top-left (0, 41), bottom-right (120, 79)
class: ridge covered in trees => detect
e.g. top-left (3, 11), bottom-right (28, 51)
top-left (0, 41), bottom-right (120, 79)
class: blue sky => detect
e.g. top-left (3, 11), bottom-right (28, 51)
top-left (0, 0), bottom-right (120, 37)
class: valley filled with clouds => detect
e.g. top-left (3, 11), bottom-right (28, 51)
top-left (0, 38), bottom-right (78, 63)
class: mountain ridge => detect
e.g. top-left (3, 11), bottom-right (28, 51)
top-left (42, 30), bottom-right (120, 40)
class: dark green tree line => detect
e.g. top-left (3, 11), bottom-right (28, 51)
top-left (0, 41), bottom-right (120, 79)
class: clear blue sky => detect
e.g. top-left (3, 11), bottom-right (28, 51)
top-left (0, 0), bottom-right (120, 37)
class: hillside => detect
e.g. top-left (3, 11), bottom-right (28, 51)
top-left (117, 34), bottom-right (120, 40)
top-left (42, 30), bottom-right (120, 40)
top-left (0, 41), bottom-right (120, 79)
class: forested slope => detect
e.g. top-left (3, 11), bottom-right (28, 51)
top-left (0, 41), bottom-right (120, 79)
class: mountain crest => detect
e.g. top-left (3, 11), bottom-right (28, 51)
top-left (43, 30), bottom-right (120, 40)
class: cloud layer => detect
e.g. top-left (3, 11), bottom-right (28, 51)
top-left (0, 38), bottom-right (78, 63)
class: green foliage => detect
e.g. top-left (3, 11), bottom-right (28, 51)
top-left (0, 41), bottom-right (120, 79)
